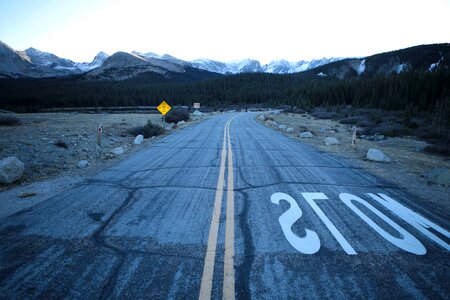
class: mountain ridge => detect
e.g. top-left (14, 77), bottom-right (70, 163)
top-left (0, 40), bottom-right (343, 79)
top-left (0, 41), bottom-right (449, 81)
top-left (0, 41), bottom-right (109, 78)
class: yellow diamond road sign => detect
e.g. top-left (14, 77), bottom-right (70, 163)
top-left (157, 101), bottom-right (171, 116)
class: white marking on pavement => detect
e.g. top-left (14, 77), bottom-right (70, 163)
top-left (271, 192), bottom-right (321, 254)
top-left (302, 192), bottom-right (357, 255)
top-left (367, 193), bottom-right (450, 251)
top-left (339, 193), bottom-right (427, 255)
top-left (271, 191), bottom-right (449, 255)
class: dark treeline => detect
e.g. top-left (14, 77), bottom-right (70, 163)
top-left (1, 69), bottom-right (449, 132)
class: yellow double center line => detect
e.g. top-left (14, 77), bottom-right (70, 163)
top-left (199, 117), bottom-right (237, 300)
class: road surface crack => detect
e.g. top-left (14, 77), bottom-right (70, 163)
top-left (235, 181), bottom-right (401, 191)
top-left (235, 191), bottom-right (255, 299)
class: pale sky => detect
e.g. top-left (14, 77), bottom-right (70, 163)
top-left (1, 0), bottom-right (449, 64)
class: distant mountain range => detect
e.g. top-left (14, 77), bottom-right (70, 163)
top-left (0, 40), bottom-right (342, 79)
top-left (0, 40), bottom-right (449, 81)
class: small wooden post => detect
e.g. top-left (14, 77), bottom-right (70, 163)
top-left (352, 126), bottom-right (357, 150)
top-left (97, 124), bottom-right (103, 147)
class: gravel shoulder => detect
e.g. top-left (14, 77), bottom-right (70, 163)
top-left (259, 112), bottom-right (450, 211)
top-left (0, 112), bottom-right (212, 218)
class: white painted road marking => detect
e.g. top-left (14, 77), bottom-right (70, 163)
top-left (271, 193), bottom-right (320, 254)
top-left (367, 193), bottom-right (450, 251)
top-left (271, 192), bottom-right (450, 255)
top-left (302, 193), bottom-right (357, 255)
top-left (340, 193), bottom-right (426, 255)
top-left (200, 116), bottom-right (238, 299)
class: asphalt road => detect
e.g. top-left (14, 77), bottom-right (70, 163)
top-left (0, 113), bottom-right (449, 299)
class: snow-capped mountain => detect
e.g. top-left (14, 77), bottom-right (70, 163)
top-left (191, 58), bottom-right (263, 74)
top-left (0, 41), bottom-right (110, 78)
top-left (132, 51), bottom-right (189, 66)
top-left (262, 58), bottom-right (344, 74)
top-left (191, 57), bottom-right (343, 74)
top-left (262, 59), bottom-right (293, 73)
top-left (1, 41), bottom-right (448, 80)
top-left (0, 40), bottom-right (345, 79)
top-left (75, 52), bottom-right (109, 72)
top-left (23, 47), bottom-right (79, 75)
top-left (0, 41), bottom-right (35, 78)
top-left (191, 59), bottom-right (228, 74)
top-left (24, 48), bottom-right (109, 74)
top-left (85, 51), bottom-right (185, 80)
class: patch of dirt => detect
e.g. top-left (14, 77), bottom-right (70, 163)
top-left (260, 112), bottom-right (450, 211)
top-left (0, 112), bottom-right (207, 191)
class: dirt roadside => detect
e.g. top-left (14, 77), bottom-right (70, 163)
top-left (258, 112), bottom-right (450, 211)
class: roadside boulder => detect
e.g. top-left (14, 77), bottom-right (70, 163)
top-left (77, 160), bottom-right (89, 169)
top-left (0, 156), bottom-right (25, 183)
top-left (258, 114), bottom-right (267, 122)
top-left (192, 110), bottom-right (204, 117)
top-left (111, 147), bottom-right (124, 155)
top-left (286, 127), bottom-right (295, 133)
top-left (265, 120), bottom-right (277, 127)
top-left (366, 148), bottom-right (391, 163)
top-left (133, 134), bottom-right (144, 145)
top-left (299, 132), bottom-right (314, 138)
top-left (426, 168), bottom-right (450, 185)
top-left (279, 124), bottom-right (287, 130)
top-left (324, 137), bottom-right (340, 145)
top-left (177, 120), bottom-right (186, 126)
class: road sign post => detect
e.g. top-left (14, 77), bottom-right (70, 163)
top-left (157, 101), bottom-right (172, 129)
top-left (97, 124), bottom-right (103, 147)
top-left (352, 126), bottom-right (357, 149)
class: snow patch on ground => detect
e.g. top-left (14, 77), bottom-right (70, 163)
top-left (429, 57), bottom-right (443, 71)
top-left (396, 63), bottom-right (406, 74)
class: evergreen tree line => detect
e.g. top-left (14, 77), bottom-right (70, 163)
top-left (0, 69), bottom-right (449, 134)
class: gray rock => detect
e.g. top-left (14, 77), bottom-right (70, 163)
top-left (426, 168), bottom-right (450, 185)
top-left (279, 125), bottom-right (287, 130)
top-left (286, 127), bottom-right (295, 133)
top-left (0, 156), bottom-right (25, 183)
top-left (133, 134), bottom-right (144, 145)
top-left (265, 120), bottom-right (277, 127)
top-left (192, 110), bottom-right (204, 117)
top-left (111, 147), bottom-right (124, 155)
top-left (365, 134), bottom-right (386, 141)
top-left (258, 114), bottom-right (267, 121)
top-left (77, 160), bottom-right (89, 169)
top-left (177, 120), bottom-right (186, 126)
top-left (366, 148), bottom-right (391, 163)
top-left (299, 132), bottom-right (314, 138)
top-left (324, 137), bottom-right (340, 145)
